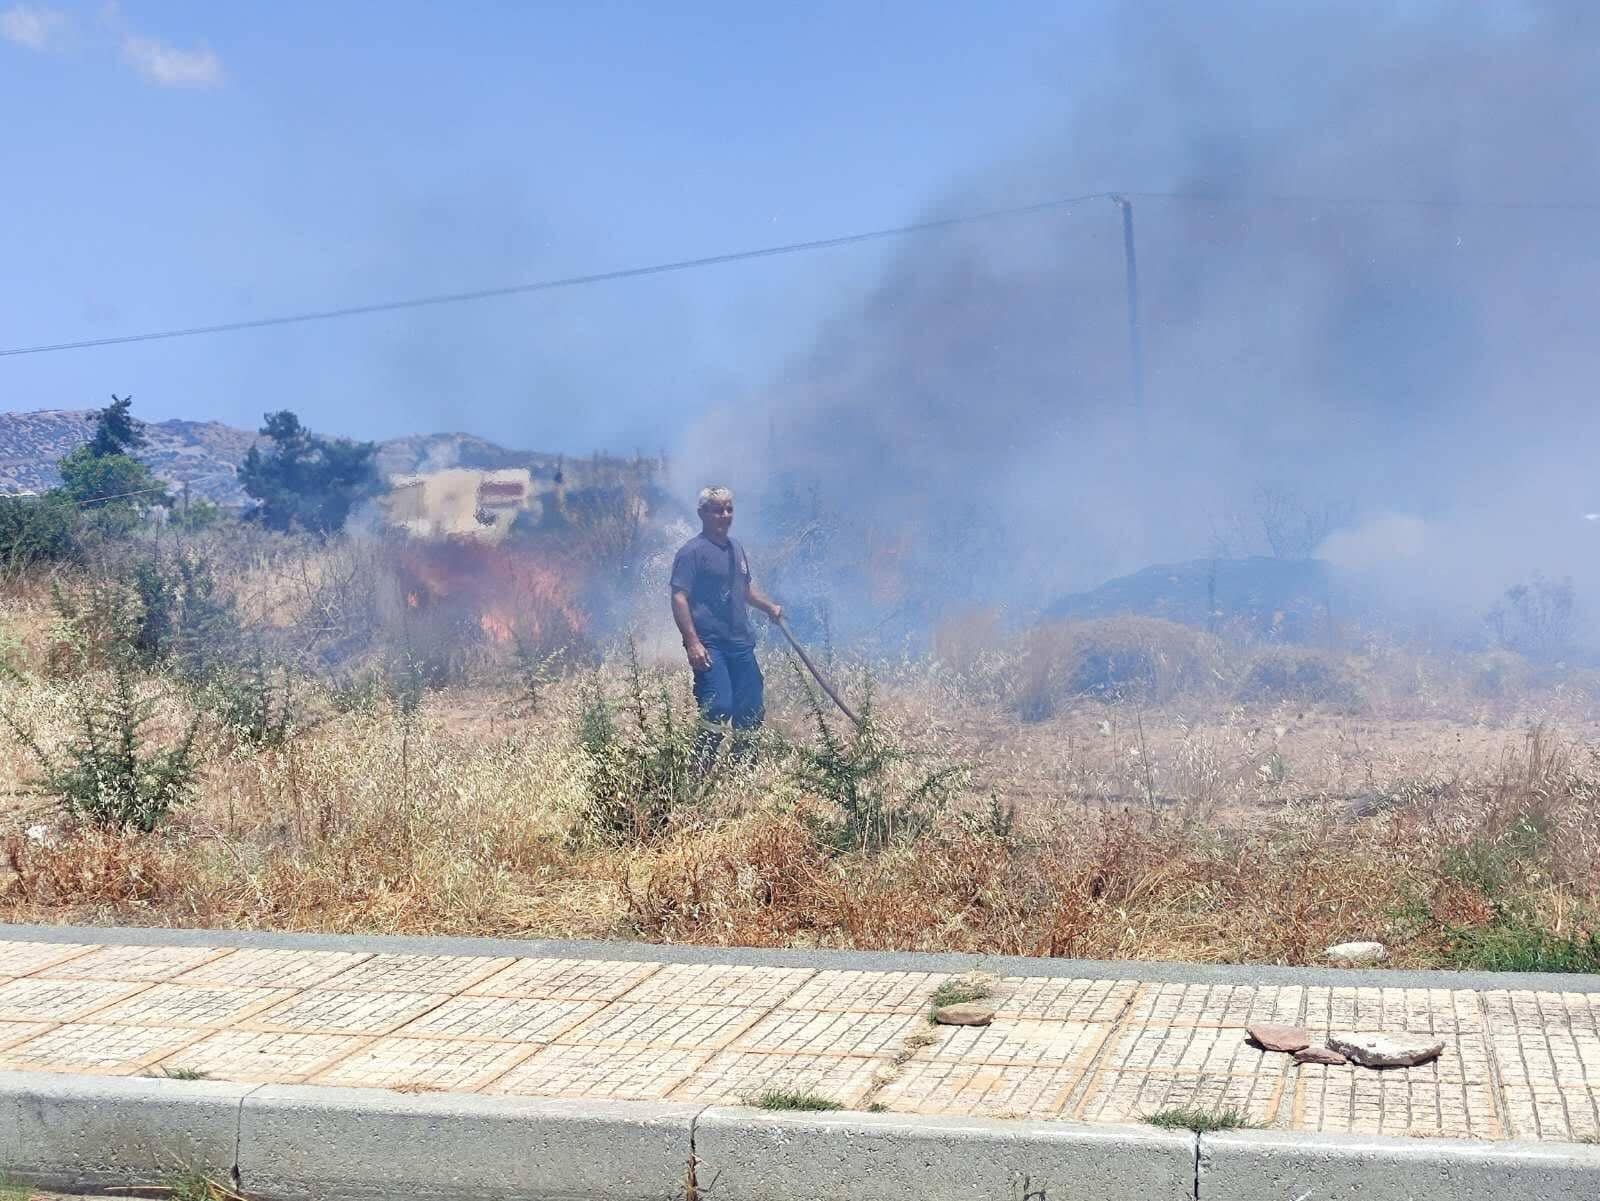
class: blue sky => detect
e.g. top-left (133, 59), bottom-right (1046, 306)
top-left (1, 1), bottom-right (1094, 450)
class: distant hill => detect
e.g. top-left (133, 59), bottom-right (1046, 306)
top-left (0, 410), bottom-right (257, 504)
top-left (0, 410), bottom-right (656, 508)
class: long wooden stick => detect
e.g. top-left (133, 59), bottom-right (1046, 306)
top-left (775, 617), bottom-right (862, 728)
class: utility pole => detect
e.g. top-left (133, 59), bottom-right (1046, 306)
top-left (1110, 195), bottom-right (1145, 419)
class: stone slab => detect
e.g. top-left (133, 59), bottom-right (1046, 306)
top-left (693, 1106), bottom-right (1196, 1201)
top-left (1199, 1129), bottom-right (1600, 1200)
top-left (237, 1083), bottom-right (696, 1201)
top-left (0, 1070), bottom-right (247, 1192)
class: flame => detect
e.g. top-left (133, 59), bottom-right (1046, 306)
top-left (387, 536), bottom-right (587, 654)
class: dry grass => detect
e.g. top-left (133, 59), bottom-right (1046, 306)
top-left (0, 550), bottom-right (1597, 968)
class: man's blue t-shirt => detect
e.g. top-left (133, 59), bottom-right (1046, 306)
top-left (670, 533), bottom-right (755, 649)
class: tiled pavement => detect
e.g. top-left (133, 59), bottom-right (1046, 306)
top-left (0, 936), bottom-right (1594, 1142)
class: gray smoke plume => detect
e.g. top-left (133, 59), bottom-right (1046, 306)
top-left (681, 1), bottom-right (1600, 645)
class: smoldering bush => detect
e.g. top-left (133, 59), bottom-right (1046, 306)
top-left (1235, 648), bottom-right (1362, 708)
top-left (1013, 617), bottom-right (1221, 721)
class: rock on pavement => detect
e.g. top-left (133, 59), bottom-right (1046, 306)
top-left (1247, 1024), bottom-right (1312, 1052)
top-left (933, 1003), bottom-right (995, 1026)
top-left (1327, 1031), bottom-right (1444, 1068)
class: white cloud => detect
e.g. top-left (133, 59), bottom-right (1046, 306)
top-left (0, 4), bottom-right (66, 50)
top-left (121, 32), bottom-right (221, 87)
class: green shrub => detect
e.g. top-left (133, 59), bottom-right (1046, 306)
top-left (1440, 815), bottom-right (1547, 896)
top-left (128, 546), bottom-right (238, 676)
top-left (575, 642), bottom-right (708, 845)
top-left (0, 492), bottom-right (83, 571)
top-left (50, 548), bottom-right (238, 679)
top-left (3, 659), bottom-right (201, 832)
top-left (1446, 919), bottom-right (1600, 972)
top-left (171, 497), bottom-right (225, 533)
top-left (208, 647), bottom-right (297, 748)
top-left (791, 666), bottom-right (966, 853)
top-left (49, 575), bottom-right (143, 674)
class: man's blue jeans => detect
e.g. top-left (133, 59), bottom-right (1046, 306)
top-left (692, 642), bottom-right (764, 769)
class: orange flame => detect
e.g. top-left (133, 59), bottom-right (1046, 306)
top-left (387, 537), bottom-right (587, 654)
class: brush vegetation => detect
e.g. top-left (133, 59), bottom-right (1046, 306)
top-left (0, 420), bottom-right (1599, 970)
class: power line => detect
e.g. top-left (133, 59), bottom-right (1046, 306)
top-left (1127, 189), bottom-right (1600, 213)
top-left (6, 186), bottom-right (1600, 360)
top-left (68, 469), bottom-right (233, 507)
top-left (0, 192), bottom-right (1115, 359)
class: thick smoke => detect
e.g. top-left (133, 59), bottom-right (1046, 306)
top-left (681, 1), bottom-right (1600, 646)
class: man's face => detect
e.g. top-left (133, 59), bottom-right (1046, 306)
top-left (701, 499), bottom-right (734, 538)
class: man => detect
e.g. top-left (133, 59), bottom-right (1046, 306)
top-left (670, 486), bottom-right (782, 765)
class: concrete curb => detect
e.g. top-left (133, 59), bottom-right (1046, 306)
top-left (0, 1070), bottom-right (1599, 1199)
top-left (7, 920), bottom-right (1600, 993)
top-left (1200, 1128), bottom-right (1600, 1200)
top-left (0, 1071), bottom-right (248, 1193)
top-left (238, 1084), bottom-right (697, 1201)
top-left (693, 1107), bottom-right (1197, 1201)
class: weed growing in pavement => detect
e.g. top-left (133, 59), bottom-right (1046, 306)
top-left (752, 1087), bottom-right (840, 1111)
top-left (156, 1065), bottom-right (210, 1081)
top-left (1145, 1105), bottom-right (1255, 1132)
top-left (166, 1167), bottom-right (228, 1201)
top-left (927, 976), bottom-right (992, 1022)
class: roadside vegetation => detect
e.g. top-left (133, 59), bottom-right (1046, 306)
top-left (1145, 1105), bottom-right (1255, 1133)
top-left (751, 1088), bottom-right (840, 1112)
top-left (0, 398), bottom-right (1598, 970)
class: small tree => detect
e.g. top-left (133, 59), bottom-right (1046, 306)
top-left (1488, 574), bottom-right (1576, 663)
top-left (1251, 484), bottom-right (1347, 560)
top-left (87, 394), bottom-right (146, 457)
top-left (55, 395), bottom-right (169, 533)
top-left (239, 410), bottom-right (380, 534)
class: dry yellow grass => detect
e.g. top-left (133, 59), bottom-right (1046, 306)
top-left (0, 557), bottom-right (1596, 968)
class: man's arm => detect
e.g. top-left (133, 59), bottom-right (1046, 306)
top-left (746, 579), bottom-right (783, 623)
top-left (672, 589), bottom-right (712, 671)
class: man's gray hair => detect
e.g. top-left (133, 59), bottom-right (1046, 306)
top-left (697, 485), bottom-right (734, 511)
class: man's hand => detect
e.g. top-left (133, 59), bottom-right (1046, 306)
top-left (766, 603), bottom-right (784, 624)
top-left (685, 640), bottom-right (712, 672)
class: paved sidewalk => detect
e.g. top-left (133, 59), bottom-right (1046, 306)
top-left (0, 928), bottom-right (1593, 1145)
